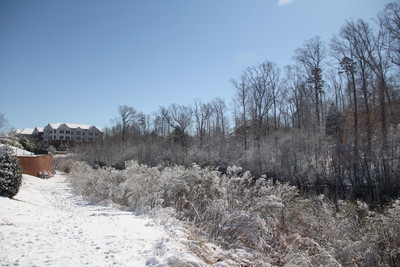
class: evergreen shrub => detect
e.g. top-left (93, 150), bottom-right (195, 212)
top-left (0, 146), bottom-right (22, 198)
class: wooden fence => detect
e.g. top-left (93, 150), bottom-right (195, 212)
top-left (17, 155), bottom-right (55, 178)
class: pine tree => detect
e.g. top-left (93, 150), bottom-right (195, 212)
top-left (0, 146), bottom-right (23, 198)
top-left (325, 103), bottom-right (345, 139)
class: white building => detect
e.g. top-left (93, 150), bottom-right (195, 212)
top-left (32, 127), bottom-right (44, 142)
top-left (43, 123), bottom-right (103, 147)
top-left (15, 128), bottom-right (35, 138)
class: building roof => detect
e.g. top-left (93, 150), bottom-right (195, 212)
top-left (16, 128), bottom-right (35, 135)
top-left (34, 127), bottom-right (44, 132)
top-left (46, 123), bottom-right (102, 132)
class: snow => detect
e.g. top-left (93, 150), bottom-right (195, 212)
top-left (47, 122), bottom-right (102, 132)
top-left (0, 174), bottom-right (211, 266)
top-left (0, 144), bottom-right (34, 157)
top-left (15, 128), bottom-right (35, 135)
top-left (35, 127), bottom-right (45, 132)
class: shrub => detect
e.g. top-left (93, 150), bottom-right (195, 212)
top-left (1, 139), bottom-right (23, 149)
top-left (0, 146), bottom-right (22, 198)
top-left (68, 160), bottom-right (400, 266)
top-left (18, 137), bottom-right (35, 152)
top-left (53, 157), bottom-right (75, 173)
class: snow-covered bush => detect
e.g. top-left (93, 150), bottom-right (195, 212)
top-left (18, 137), bottom-right (35, 152)
top-left (0, 146), bottom-right (22, 198)
top-left (53, 157), bottom-right (75, 173)
top-left (1, 139), bottom-right (23, 148)
top-left (373, 199), bottom-right (400, 266)
top-left (330, 200), bottom-right (400, 266)
top-left (68, 160), bottom-right (400, 266)
top-left (70, 161), bottom-right (116, 203)
top-left (70, 160), bottom-right (164, 213)
top-left (120, 161), bottom-right (163, 213)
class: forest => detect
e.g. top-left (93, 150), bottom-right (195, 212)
top-left (73, 3), bottom-right (400, 207)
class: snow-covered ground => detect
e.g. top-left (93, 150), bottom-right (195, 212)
top-left (0, 174), bottom-right (218, 266)
top-left (0, 144), bottom-right (34, 156)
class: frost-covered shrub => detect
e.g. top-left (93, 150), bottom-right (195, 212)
top-left (0, 146), bottom-right (22, 198)
top-left (18, 137), bottom-right (35, 152)
top-left (282, 233), bottom-right (341, 267)
top-left (160, 164), bottom-right (226, 221)
top-left (372, 199), bottom-right (400, 266)
top-left (1, 139), bottom-right (23, 149)
top-left (68, 160), bottom-right (400, 266)
top-left (54, 157), bottom-right (75, 173)
top-left (215, 211), bottom-right (274, 252)
top-left (330, 200), bottom-right (400, 267)
top-left (120, 161), bottom-right (163, 213)
top-left (70, 161), bottom-right (164, 213)
top-left (69, 161), bottom-right (113, 202)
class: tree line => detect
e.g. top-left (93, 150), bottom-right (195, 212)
top-left (74, 3), bottom-right (400, 206)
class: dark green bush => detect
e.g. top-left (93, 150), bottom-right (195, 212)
top-left (0, 146), bottom-right (22, 198)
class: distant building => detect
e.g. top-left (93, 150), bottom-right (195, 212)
top-left (32, 127), bottom-right (44, 143)
top-left (15, 128), bottom-right (35, 139)
top-left (15, 127), bottom-right (44, 143)
top-left (43, 122), bottom-right (103, 147)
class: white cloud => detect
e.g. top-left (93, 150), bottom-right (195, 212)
top-left (233, 51), bottom-right (257, 64)
top-left (278, 0), bottom-right (296, 7)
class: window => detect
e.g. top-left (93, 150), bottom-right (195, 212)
top-left (66, 131), bottom-right (71, 134)
top-left (53, 130), bottom-right (56, 133)
top-left (60, 136), bottom-right (64, 140)
top-left (66, 136), bottom-right (70, 140)
top-left (59, 130), bottom-right (64, 134)
top-left (76, 131), bottom-right (81, 135)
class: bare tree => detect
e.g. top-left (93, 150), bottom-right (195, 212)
top-left (161, 104), bottom-right (192, 147)
top-left (193, 99), bottom-right (213, 149)
top-left (379, 2), bottom-right (400, 68)
top-left (212, 97), bottom-right (228, 140)
top-left (247, 62), bottom-right (275, 148)
top-left (0, 112), bottom-right (8, 133)
top-left (231, 72), bottom-right (250, 150)
top-left (293, 36), bottom-right (326, 129)
top-left (284, 65), bottom-right (309, 129)
top-left (348, 18), bottom-right (392, 188)
top-left (266, 62), bottom-right (283, 132)
top-left (153, 113), bottom-right (168, 141)
top-left (325, 68), bottom-right (346, 111)
top-left (331, 19), bottom-right (375, 157)
top-left (118, 105), bottom-right (138, 145)
top-left (138, 113), bottom-right (152, 136)
top-left (340, 56), bottom-right (361, 187)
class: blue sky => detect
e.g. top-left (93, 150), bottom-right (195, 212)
top-left (0, 0), bottom-right (393, 130)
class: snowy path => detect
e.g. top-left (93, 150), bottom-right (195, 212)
top-left (0, 174), bottom-right (207, 266)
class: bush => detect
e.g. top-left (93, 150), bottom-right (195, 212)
top-left (0, 146), bottom-right (22, 198)
top-left (68, 160), bottom-right (400, 266)
top-left (1, 139), bottom-right (23, 149)
top-left (18, 137), bottom-right (35, 152)
top-left (53, 156), bottom-right (75, 173)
